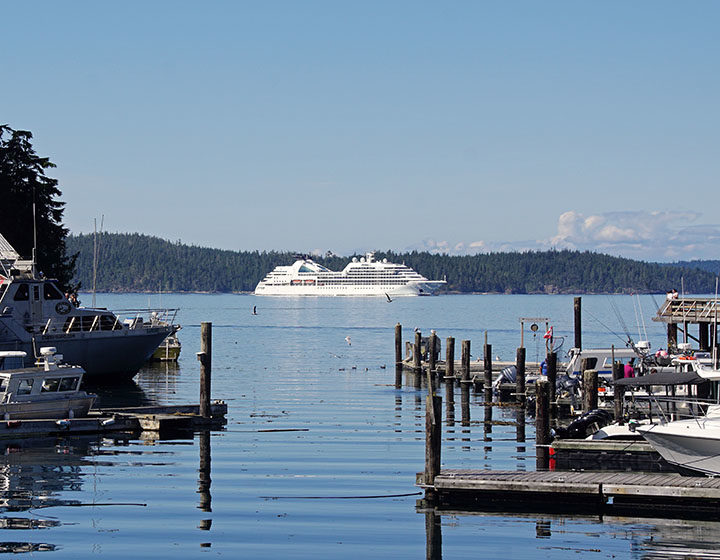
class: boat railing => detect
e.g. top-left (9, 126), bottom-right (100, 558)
top-left (26, 308), bottom-right (179, 335)
top-left (109, 308), bottom-right (180, 329)
top-left (624, 392), bottom-right (716, 424)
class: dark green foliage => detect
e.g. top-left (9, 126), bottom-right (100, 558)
top-left (673, 260), bottom-right (720, 277)
top-left (66, 233), bottom-right (717, 294)
top-left (0, 125), bottom-right (76, 290)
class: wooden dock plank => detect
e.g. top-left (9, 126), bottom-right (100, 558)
top-left (428, 469), bottom-right (720, 501)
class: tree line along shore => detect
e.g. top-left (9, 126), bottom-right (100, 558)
top-left (67, 232), bottom-right (719, 295)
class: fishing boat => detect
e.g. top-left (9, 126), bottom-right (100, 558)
top-left (0, 347), bottom-right (95, 420)
top-left (255, 252), bottom-right (446, 297)
top-left (0, 234), bottom-right (178, 380)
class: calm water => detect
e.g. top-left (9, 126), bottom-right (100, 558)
top-left (2, 293), bottom-right (719, 558)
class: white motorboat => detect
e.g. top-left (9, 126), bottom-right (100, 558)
top-left (0, 233), bottom-right (179, 380)
top-left (0, 347), bottom-right (95, 420)
top-left (637, 406), bottom-right (720, 476)
top-left (255, 252), bottom-right (446, 297)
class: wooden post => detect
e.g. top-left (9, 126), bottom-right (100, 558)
top-left (583, 369), bottom-right (598, 412)
top-left (460, 340), bottom-right (471, 425)
top-left (612, 361), bottom-right (625, 422)
top-left (515, 407), bottom-right (526, 443)
top-left (574, 297), bottom-right (582, 351)
top-left (535, 379), bottom-right (550, 470)
top-left (445, 337), bottom-right (455, 408)
top-left (394, 323), bottom-right (403, 388)
top-left (483, 343), bottom-right (492, 401)
top-left (516, 347), bottom-right (526, 405)
top-left (445, 337), bottom-right (455, 380)
top-left (546, 351), bottom-right (557, 417)
top-left (461, 340), bottom-right (470, 382)
top-left (414, 330), bottom-right (422, 374)
top-left (700, 323), bottom-right (710, 352)
top-left (428, 332), bottom-right (437, 389)
top-left (424, 394), bottom-right (442, 486)
top-left (198, 321), bottom-right (212, 419)
top-left (667, 323), bottom-right (678, 353)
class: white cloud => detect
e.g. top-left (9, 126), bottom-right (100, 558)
top-left (407, 210), bottom-right (720, 261)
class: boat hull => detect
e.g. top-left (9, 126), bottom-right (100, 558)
top-left (0, 326), bottom-right (174, 380)
top-left (0, 395), bottom-right (96, 420)
top-left (638, 422), bottom-right (720, 475)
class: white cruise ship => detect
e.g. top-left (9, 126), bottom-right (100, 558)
top-left (254, 253), bottom-right (446, 297)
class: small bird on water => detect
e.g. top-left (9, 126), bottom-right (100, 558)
top-left (344, 336), bottom-right (352, 346)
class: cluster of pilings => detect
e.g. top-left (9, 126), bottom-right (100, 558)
top-left (398, 297), bottom-right (644, 495)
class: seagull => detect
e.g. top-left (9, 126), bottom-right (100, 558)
top-left (345, 336), bottom-right (352, 346)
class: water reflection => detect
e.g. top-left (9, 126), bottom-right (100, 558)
top-left (422, 509), bottom-right (720, 560)
top-left (197, 430), bottom-right (212, 530)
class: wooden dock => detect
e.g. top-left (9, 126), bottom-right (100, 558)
top-left (0, 402), bottom-right (227, 440)
top-left (418, 469), bottom-right (720, 517)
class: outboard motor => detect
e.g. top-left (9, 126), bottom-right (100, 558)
top-left (554, 408), bottom-right (614, 439)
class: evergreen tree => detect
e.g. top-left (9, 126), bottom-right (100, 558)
top-left (0, 125), bottom-right (76, 289)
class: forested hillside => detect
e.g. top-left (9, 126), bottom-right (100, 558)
top-left (674, 260), bottom-right (720, 277)
top-left (66, 233), bottom-right (718, 294)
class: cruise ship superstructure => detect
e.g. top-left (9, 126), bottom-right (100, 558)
top-left (255, 253), bottom-right (445, 297)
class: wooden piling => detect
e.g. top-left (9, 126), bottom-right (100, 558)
top-left (428, 332), bottom-right (437, 389)
top-left (700, 323), bottom-right (710, 352)
top-left (460, 340), bottom-right (471, 425)
top-left (535, 379), bottom-right (550, 470)
top-left (516, 347), bottom-right (526, 405)
top-left (583, 369), bottom-right (598, 412)
top-left (445, 337), bottom-right (455, 380)
top-left (394, 323), bottom-right (403, 388)
top-left (424, 394), bottom-right (442, 486)
top-left (445, 337), bottom-right (455, 406)
top-left (612, 361), bottom-right (625, 422)
top-left (667, 323), bottom-right (678, 353)
top-left (461, 340), bottom-right (470, 382)
top-left (414, 331), bottom-right (423, 374)
top-left (546, 351), bottom-right (557, 417)
top-left (574, 297), bottom-right (582, 350)
top-left (483, 343), bottom-right (492, 401)
top-left (198, 321), bottom-right (212, 419)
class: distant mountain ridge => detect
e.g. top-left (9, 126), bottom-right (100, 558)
top-left (66, 233), bottom-right (718, 294)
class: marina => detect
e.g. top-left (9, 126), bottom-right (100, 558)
top-left (1, 292), bottom-right (720, 558)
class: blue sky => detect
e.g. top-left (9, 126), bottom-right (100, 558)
top-left (3, 1), bottom-right (719, 260)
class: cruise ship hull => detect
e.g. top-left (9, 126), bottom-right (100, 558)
top-left (255, 282), bottom-right (443, 297)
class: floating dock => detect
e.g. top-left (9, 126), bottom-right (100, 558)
top-left (418, 469), bottom-right (720, 517)
top-left (0, 402), bottom-right (227, 440)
